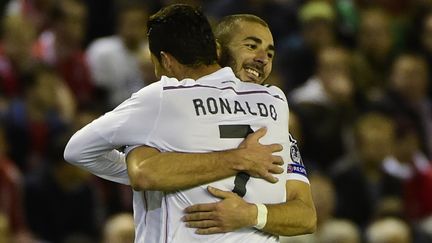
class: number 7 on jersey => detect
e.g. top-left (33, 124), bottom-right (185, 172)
top-left (219, 124), bottom-right (254, 197)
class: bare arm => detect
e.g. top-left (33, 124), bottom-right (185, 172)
top-left (259, 180), bottom-right (316, 235)
top-left (126, 128), bottom-right (284, 191)
top-left (183, 180), bottom-right (317, 236)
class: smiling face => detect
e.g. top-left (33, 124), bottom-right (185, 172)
top-left (219, 21), bottom-right (274, 84)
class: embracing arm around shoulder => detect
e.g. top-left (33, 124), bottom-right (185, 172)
top-left (126, 128), bottom-right (284, 192)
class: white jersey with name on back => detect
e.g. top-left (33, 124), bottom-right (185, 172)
top-left (64, 67), bottom-right (309, 243)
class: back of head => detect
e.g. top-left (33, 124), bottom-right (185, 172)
top-left (366, 217), bottom-right (411, 243)
top-left (147, 4), bottom-right (217, 66)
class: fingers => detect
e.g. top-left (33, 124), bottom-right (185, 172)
top-left (267, 143), bottom-right (283, 153)
top-left (195, 227), bottom-right (225, 235)
top-left (272, 155), bottom-right (284, 165)
top-left (260, 170), bottom-right (279, 183)
top-left (268, 164), bottom-right (284, 174)
top-left (207, 186), bottom-right (235, 199)
top-left (185, 220), bottom-right (218, 229)
top-left (246, 127), bottom-right (267, 142)
top-left (184, 203), bottom-right (217, 213)
top-left (182, 212), bottom-right (214, 222)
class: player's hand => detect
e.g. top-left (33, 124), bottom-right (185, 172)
top-left (182, 186), bottom-right (257, 234)
top-left (231, 127), bottom-right (284, 183)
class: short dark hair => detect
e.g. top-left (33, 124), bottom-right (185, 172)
top-left (214, 14), bottom-right (268, 47)
top-left (147, 4), bottom-right (217, 66)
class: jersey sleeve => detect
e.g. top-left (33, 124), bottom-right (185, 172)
top-left (268, 86), bottom-right (310, 184)
top-left (285, 134), bottom-right (309, 184)
top-left (266, 86), bottom-right (310, 184)
top-left (64, 82), bottom-right (163, 184)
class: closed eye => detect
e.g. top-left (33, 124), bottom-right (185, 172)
top-left (245, 44), bottom-right (257, 49)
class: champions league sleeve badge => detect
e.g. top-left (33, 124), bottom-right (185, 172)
top-left (287, 134), bottom-right (308, 177)
top-left (289, 134), bottom-right (303, 165)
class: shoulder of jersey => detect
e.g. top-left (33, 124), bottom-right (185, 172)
top-left (236, 81), bottom-right (287, 103)
top-left (262, 83), bottom-right (287, 102)
top-left (130, 80), bottom-right (164, 99)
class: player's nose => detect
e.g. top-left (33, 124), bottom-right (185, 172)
top-left (254, 49), bottom-right (269, 65)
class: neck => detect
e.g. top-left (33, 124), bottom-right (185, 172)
top-left (176, 63), bottom-right (221, 80)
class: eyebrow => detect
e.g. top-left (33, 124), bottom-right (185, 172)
top-left (243, 36), bottom-right (275, 52)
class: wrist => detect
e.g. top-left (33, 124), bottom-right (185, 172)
top-left (222, 149), bottom-right (248, 172)
top-left (246, 203), bottom-right (258, 227)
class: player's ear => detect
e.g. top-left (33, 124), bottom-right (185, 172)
top-left (160, 51), bottom-right (171, 70)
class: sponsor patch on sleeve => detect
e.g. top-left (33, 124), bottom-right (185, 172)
top-left (287, 164), bottom-right (308, 177)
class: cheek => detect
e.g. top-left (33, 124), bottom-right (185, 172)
top-left (264, 64), bottom-right (272, 77)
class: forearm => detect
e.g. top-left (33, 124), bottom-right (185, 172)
top-left (240, 180), bottom-right (316, 236)
top-left (260, 199), bottom-right (316, 236)
top-left (127, 148), bottom-right (241, 191)
top-left (258, 180), bottom-right (316, 236)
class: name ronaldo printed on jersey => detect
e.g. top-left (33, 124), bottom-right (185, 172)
top-left (192, 97), bottom-right (278, 121)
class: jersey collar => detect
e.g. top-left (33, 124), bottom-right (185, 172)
top-left (196, 67), bottom-right (240, 85)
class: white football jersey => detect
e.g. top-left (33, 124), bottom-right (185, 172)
top-left (64, 67), bottom-right (309, 243)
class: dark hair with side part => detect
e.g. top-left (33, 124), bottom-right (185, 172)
top-left (147, 4), bottom-right (217, 66)
top-left (214, 14), bottom-right (269, 47)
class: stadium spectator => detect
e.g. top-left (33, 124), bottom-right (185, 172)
top-left (331, 112), bottom-right (401, 228)
top-left (86, 1), bottom-right (153, 108)
top-left (4, 65), bottom-right (74, 171)
top-left (33, 0), bottom-right (94, 108)
top-left (0, 14), bottom-right (37, 98)
top-left (374, 53), bottom-right (432, 159)
top-left (352, 7), bottom-right (394, 103)
top-left (278, 0), bottom-right (337, 93)
top-left (24, 136), bottom-right (100, 242)
top-left (290, 46), bottom-right (355, 170)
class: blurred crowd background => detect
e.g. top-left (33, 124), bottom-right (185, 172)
top-left (1, 0), bottom-right (432, 242)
